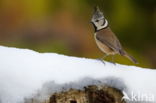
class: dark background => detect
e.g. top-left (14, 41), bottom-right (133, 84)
top-left (0, 0), bottom-right (156, 68)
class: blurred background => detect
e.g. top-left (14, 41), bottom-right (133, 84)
top-left (0, 0), bottom-right (156, 68)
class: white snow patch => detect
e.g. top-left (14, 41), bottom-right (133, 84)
top-left (0, 46), bottom-right (156, 103)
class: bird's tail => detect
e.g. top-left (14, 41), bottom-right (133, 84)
top-left (119, 50), bottom-right (138, 64)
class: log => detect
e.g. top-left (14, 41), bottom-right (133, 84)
top-left (49, 85), bottom-right (126, 103)
top-left (0, 46), bottom-right (156, 103)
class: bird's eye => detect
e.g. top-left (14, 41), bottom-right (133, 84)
top-left (95, 20), bottom-right (99, 22)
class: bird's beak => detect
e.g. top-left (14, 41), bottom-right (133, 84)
top-left (90, 21), bottom-right (94, 24)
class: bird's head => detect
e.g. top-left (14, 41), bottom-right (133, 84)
top-left (91, 6), bottom-right (108, 31)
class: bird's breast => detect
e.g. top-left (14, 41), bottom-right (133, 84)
top-left (94, 33), bottom-right (116, 55)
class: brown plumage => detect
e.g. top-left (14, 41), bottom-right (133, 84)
top-left (91, 6), bottom-right (138, 64)
top-left (95, 27), bottom-right (138, 64)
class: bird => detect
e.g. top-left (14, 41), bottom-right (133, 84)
top-left (91, 6), bottom-right (138, 64)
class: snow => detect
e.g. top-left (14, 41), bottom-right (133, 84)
top-left (0, 46), bottom-right (156, 103)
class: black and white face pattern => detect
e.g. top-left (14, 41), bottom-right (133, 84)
top-left (91, 7), bottom-right (108, 31)
top-left (92, 18), bottom-right (108, 30)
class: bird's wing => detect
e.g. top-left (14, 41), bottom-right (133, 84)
top-left (96, 28), bottom-right (124, 55)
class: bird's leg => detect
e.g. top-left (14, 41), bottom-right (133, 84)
top-left (101, 55), bottom-right (107, 60)
top-left (109, 55), bottom-right (116, 65)
top-left (96, 55), bottom-right (107, 65)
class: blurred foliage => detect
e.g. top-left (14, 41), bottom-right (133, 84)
top-left (0, 0), bottom-right (156, 68)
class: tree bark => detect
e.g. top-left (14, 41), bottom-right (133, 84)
top-left (49, 85), bottom-right (126, 103)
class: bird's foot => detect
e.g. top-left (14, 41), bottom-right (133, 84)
top-left (96, 58), bottom-right (105, 65)
top-left (109, 61), bottom-right (116, 65)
